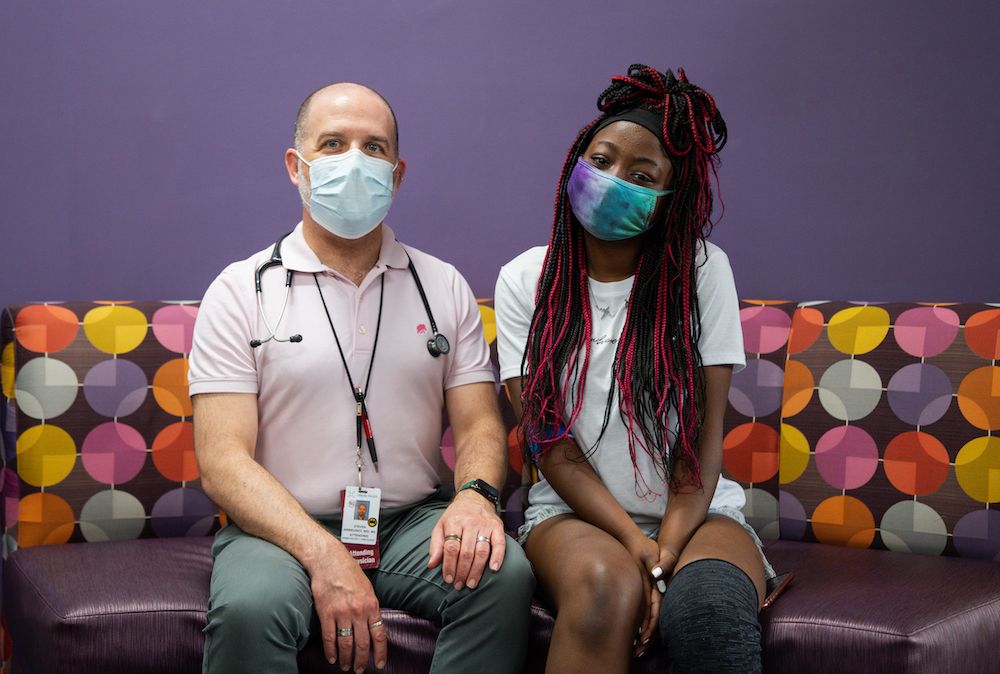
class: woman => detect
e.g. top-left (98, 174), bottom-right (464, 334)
top-left (495, 64), bottom-right (775, 673)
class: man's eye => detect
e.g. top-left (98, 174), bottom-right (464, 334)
top-left (367, 143), bottom-right (383, 153)
top-left (324, 139), bottom-right (340, 148)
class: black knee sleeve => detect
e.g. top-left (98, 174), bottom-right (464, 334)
top-left (658, 558), bottom-right (761, 674)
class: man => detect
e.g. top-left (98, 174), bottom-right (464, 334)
top-left (189, 82), bottom-right (534, 674)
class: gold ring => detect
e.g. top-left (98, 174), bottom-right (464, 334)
top-left (444, 534), bottom-right (462, 542)
top-left (369, 619), bottom-right (384, 629)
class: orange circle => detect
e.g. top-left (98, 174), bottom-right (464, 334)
top-left (152, 421), bottom-right (199, 482)
top-left (788, 307), bottom-right (824, 355)
top-left (722, 422), bottom-right (780, 483)
top-left (506, 426), bottom-right (525, 475)
top-left (883, 432), bottom-right (950, 496)
top-left (781, 359), bottom-right (815, 418)
top-left (811, 495), bottom-right (875, 548)
top-left (18, 492), bottom-right (75, 547)
top-left (957, 366), bottom-right (1000, 431)
top-left (965, 309), bottom-right (1000, 360)
top-left (15, 305), bottom-right (79, 353)
top-left (152, 359), bottom-right (192, 417)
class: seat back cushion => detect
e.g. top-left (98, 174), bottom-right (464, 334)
top-left (1, 302), bottom-right (221, 556)
top-left (777, 302), bottom-right (999, 560)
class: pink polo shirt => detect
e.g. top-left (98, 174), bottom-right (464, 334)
top-left (188, 223), bottom-right (495, 515)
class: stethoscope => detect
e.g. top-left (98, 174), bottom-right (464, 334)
top-left (249, 231), bottom-right (451, 357)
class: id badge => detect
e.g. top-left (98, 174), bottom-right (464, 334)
top-left (340, 486), bottom-right (381, 569)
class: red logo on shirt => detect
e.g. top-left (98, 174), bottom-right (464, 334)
top-left (416, 324), bottom-right (427, 334)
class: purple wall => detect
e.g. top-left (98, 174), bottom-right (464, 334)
top-left (1, 1), bottom-right (997, 304)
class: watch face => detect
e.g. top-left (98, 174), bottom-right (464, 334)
top-left (475, 480), bottom-right (499, 500)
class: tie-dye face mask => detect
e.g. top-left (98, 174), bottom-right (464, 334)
top-left (566, 158), bottom-right (673, 241)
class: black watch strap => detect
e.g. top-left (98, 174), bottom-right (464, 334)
top-left (458, 479), bottom-right (500, 507)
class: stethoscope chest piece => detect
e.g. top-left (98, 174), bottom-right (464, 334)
top-left (427, 333), bottom-right (451, 357)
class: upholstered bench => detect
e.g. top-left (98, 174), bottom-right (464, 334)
top-left (3, 300), bottom-right (998, 673)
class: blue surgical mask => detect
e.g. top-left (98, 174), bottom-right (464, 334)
top-left (566, 158), bottom-right (672, 241)
top-left (296, 149), bottom-right (397, 239)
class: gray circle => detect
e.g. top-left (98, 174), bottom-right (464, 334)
top-left (742, 488), bottom-right (779, 540)
top-left (14, 357), bottom-right (79, 420)
top-left (818, 359), bottom-right (883, 421)
top-left (79, 489), bottom-right (147, 542)
top-left (879, 500), bottom-right (947, 555)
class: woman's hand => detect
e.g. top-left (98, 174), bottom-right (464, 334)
top-left (630, 538), bottom-right (682, 657)
top-left (621, 532), bottom-right (661, 657)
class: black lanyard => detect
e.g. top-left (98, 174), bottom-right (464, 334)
top-left (312, 272), bottom-right (384, 473)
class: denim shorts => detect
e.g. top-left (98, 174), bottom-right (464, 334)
top-left (518, 503), bottom-right (776, 580)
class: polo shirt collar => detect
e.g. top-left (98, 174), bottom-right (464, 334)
top-left (279, 222), bottom-right (410, 273)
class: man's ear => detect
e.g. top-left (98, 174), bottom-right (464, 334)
top-left (284, 148), bottom-right (302, 186)
top-left (392, 157), bottom-right (407, 191)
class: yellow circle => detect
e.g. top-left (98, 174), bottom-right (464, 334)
top-left (954, 436), bottom-right (1000, 503)
top-left (1, 341), bottom-right (14, 398)
top-left (827, 306), bottom-right (890, 355)
top-left (83, 306), bottom-right (148, 354)
top-left (478, 303), bottom-right (497, 345)
top-left (779, 423), bottom-right (811, 484)
top-left (17, 424), bottom-right (77, 487)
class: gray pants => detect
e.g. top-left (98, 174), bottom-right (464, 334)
top-left (202, 492), bottom-right (535, 674)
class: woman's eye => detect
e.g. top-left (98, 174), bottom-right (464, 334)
top-left (591, 155), bottom-right (609, 168)
top-left (632, 173), bottom-right (653, 183)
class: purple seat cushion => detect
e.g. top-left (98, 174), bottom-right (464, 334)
top-left (5, 537), bottom-right (571, 673)
top-left (761, 540), bottom-right (1000, 673)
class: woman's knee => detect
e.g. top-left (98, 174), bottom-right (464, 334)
top-left (659, 559), bottom-right (761, 674)
top-left (557, 552), bottom-right (644, 641)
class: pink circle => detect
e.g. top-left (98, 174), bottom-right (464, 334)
top-left (815, 425), bottom-right (879, 490)
top-left (740, 306), bottom-right (791, 354)
top-left (152, 305), bottom-right (199, 354)
top-left (81, 422), bottom-right (148, 484)
top-left (440, 426), bottom-right (456, 470)
top-left (893, 307), bottom-right (960, 358)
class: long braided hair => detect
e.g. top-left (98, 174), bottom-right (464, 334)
top-left (519, 64), bottom-right (727, 493)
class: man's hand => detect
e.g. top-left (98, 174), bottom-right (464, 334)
top-left (427, 490), bottom-right (506, 590)
top-left (306, 537), bottom-right (388, 673)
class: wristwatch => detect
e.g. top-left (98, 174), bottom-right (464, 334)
top-left (458, 479), bottom-right (500, 508)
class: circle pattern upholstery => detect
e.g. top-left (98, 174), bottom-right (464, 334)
top-left (773, 302), bottom-right (1000, 559)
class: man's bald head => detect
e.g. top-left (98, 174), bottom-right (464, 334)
top-left (293, 82), bottom-right (399, 155)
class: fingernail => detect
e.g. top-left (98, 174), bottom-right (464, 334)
top-left (377, 662), bottom-right (386, 670)
top-left (491, 562), bottom-right (499, 571)
top-left (445, 575), bottom-right (453, 583)
top-left (656, 579), bottom-right (667, 593)
top-left (651, 566), bottom-right (663, 579)
top-left (328, 658), bottom-right (336, 665)
top-left (455, 581), bottom-right (464, 590)
top-left (642, 638), bottom-right (651, 645)
top-left (632, 637), bottom-right (638, 647)
top-left (467, 579), bottom-right (477, 589)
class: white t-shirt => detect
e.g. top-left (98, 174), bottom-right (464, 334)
top-left (494, 241), bottom-right (747, 534)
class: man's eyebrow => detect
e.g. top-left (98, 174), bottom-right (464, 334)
top-left (366, 135), bottom-right (391, 147)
